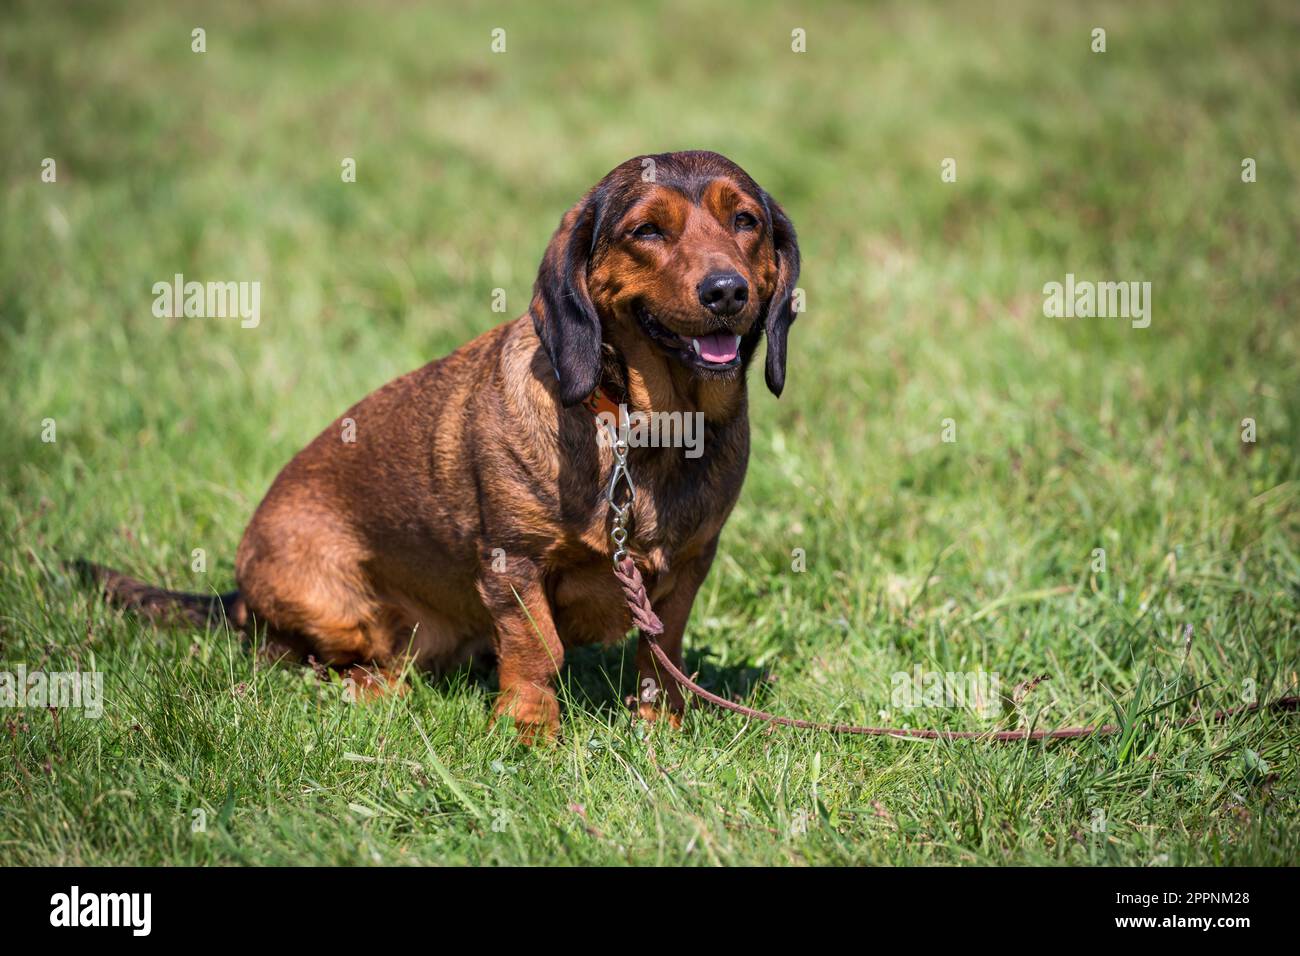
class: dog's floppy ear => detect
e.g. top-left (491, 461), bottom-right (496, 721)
top-left (530, 193), bottom-right (603, 407)
top-left (759, 193), bottom-right (801, 397)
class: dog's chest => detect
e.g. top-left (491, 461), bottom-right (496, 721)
top-left (627, 459), bottom-right (738, 560)
top-left (626, 453), bottom-right (744, 585)
top-left (547, 413), bottom-right (747, 643)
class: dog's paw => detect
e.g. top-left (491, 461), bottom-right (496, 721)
top-left (627, 695), bottom-right (684, 729)
top-left (492, 691), bottom-right (561, 745)
top-left (342, 664), bottom-right (409, 702)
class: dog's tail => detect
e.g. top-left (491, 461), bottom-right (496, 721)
top-left (71, 559), bottom-right (245, 629)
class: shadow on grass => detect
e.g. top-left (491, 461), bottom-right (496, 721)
top-left (420, 639), bottom-right (771, 723)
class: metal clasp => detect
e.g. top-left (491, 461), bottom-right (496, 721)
top-left (602, 419), bottom-right (636, 566)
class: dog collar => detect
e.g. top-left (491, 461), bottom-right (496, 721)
top-left (582, 385), bottom-right (623, 424)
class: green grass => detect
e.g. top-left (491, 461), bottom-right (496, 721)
top-left (2, 0), bottom-right (1299, 865)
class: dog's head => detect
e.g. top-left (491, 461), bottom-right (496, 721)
top-left (530, 151), bottom-right (800, 406)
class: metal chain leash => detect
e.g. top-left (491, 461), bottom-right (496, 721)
top-left (599, 408), bottom-right (666, 634)
top-left (602, 417), bottom-right (636, 567)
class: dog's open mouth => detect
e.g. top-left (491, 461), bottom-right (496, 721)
top-left (634, 303), bottom-right (742, 372)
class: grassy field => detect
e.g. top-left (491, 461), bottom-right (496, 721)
top-left (2, 0), bottom-right (1298, 866)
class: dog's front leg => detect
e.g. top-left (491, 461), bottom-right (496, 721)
top-left (634, 543), bottom-right (718, 728)
top-left (479, 560), bottom-right (563, 744)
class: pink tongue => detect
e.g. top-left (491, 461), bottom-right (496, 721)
top-left (696, 332), bottom-right (737, 363)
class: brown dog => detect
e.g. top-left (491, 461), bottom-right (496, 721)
top-left (79, 150), bottom-right (800, 741)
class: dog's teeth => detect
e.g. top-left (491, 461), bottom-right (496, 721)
top-left (691, 338), bottom-right (701, 355)
top-left (733, 335), bottom-right (742, 349)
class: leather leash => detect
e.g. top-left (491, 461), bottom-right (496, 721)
top-left (589, 387), bottom-right (1300, 741)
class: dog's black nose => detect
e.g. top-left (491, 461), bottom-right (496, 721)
top-left (697, 271), bottom-right (749, 316)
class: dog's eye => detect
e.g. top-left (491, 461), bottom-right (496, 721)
top-left (631, 222), bottom-right (663, 239)
top-left (734, 212), bottom-right (759, 231)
